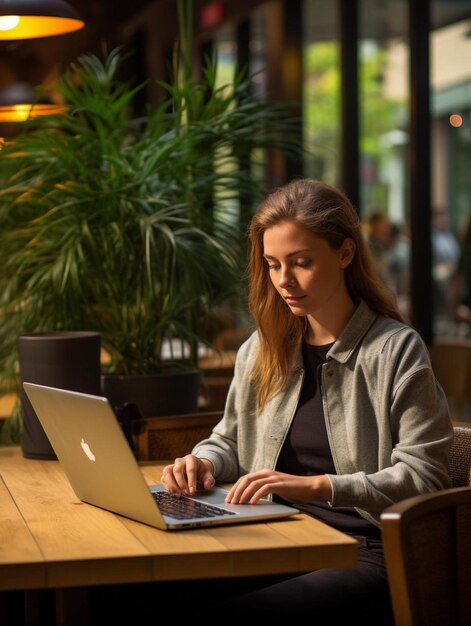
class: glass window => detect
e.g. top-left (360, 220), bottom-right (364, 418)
top-left (359, 0), bottom-right (410, 318)
top-left (302, 0), bottom-right (341, 186)
top-left (431, 3), bottom-right (471, 336)
top-left (213, 24), bottom-right (237, 89)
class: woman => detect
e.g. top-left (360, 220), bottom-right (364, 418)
top-left (161, 178), bottom-right (453, 623)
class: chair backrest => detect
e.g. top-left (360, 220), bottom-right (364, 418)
top-left (449, 425), bottom-right (471, 487)
top-left (381, 486), bottom-right (471, 626)
top-left (132, 410), bottom-right (223, 461)
top-left (428, 338), bottom-right (471, 421)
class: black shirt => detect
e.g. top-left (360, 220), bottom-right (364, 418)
top-left (274, 341), bottom-right (381, 538)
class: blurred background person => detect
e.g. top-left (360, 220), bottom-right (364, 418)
top-left (432, 206), bottom-right (460, 324)
top-left (388, 221), bottom-right (411, 320)
top-left (365, 211), bottom-right (396, 295)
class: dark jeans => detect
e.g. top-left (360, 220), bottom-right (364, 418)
top-left (199, 535), bottom-right (394, 624)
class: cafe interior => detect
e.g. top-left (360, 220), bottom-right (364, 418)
top-left (0, 1), bottom-right (471, 624)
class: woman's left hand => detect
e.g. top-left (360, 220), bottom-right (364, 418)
top-left (225, 469), bottom-right (333, 505)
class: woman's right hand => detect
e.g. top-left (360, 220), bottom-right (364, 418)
top-left (160, 455), bottom-right (215, 496)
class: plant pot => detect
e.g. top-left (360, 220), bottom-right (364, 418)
top-left (101, 369), bottom-right (202, 419)
top-left (18, 331), bottom-right (101, 460)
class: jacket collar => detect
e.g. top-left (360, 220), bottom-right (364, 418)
top-left (293, 300), bottom-right (377, 369)
top-left (328, 300), bottom-right (377, 363)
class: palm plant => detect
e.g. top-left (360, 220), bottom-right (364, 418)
top-left (0, 14), bottom-right (301, 441)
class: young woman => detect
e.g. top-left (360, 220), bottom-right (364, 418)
top-left (161, 178), bottom-right (453, 623)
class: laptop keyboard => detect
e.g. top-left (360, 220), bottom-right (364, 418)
top-left (152, 490), bottom-right (236, 520)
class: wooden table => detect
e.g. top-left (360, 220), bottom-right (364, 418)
top-left (0, 446), bottom-right (357, 624)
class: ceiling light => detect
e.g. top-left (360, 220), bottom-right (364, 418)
top-left (0, 82), bottom-right (66, 122)
top-left (0, 0), bottom-right (84, 39)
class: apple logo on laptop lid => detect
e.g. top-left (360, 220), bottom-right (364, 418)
top-left (81, 438), bottom-right (96, 462)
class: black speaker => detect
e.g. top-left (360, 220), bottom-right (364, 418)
top-left (19, 332), bottom-right (101, 459)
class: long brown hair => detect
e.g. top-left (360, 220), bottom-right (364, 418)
top-left (248, 178), bottom-right (404, 410)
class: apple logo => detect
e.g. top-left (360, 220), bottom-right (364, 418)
top-left (80, 438), bottom-right (96, 462)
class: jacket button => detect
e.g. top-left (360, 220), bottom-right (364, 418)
top-left (326, 368), bottom-right (334, 376)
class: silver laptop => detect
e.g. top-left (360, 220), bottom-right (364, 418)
top-left (23, 382), bottom-right (299, 530)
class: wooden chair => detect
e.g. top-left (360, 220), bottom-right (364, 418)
top-left (381, 424), bottom-right (471, 626)
top-left (381, 486), bottom-right (471, 626)
top-left (131, 410), bottom-right (223, 461)
top-left (198, 369), bottom-right (233, 411)
top-left (449, 424), bottom-right (471, 487)
top-left (198, 349), bottom-right (236, 411)
top-left (429, 338), bottom-right (471, 422)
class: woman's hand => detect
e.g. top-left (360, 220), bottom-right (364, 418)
top-left (225, 469), bottom-right (333, 505)
top-left (161, 455), bottom-right (215, 496)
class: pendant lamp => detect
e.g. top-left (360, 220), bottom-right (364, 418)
top-left (0, 82), bottom-right (66, 122)
top-left (0, 0), bottom-right (84, 39)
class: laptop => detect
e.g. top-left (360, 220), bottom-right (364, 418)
top-left (22, 382), bottom-right (299, 530)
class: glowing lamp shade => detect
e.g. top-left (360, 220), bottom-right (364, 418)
top-left (0, 82), bottom-right (66, 122)
top-left (0, 0), bottom-right (84, 39)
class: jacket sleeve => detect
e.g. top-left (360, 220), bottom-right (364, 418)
top-left (327, 330), bottom-right (454, 520)
top-left (191, 333), bottom-right (258, 482)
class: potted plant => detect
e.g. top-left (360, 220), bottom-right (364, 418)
top-left (0, 11), bottom-right (301, 442)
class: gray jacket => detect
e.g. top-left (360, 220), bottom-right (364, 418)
top-left (193, 301), bottom-right (454, 526)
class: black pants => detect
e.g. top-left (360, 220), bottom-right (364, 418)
top-left (193, 535), bottom-right (394, 625)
